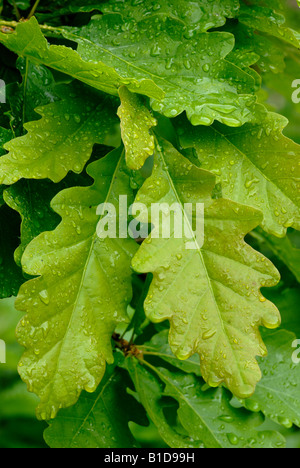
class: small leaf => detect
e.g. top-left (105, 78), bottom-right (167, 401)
top-left (118, 86), bottom-right (156, 170)
top-left (252, 228), bottom-right (300, 282)
top-left (4, 180), bottom-right (61, 266)
top-left (7, 58), bottom-right (58, 138)
top-left (243, 330), bottom-right (300, 429)
top-left (238, 4), bottom-right (300, 48)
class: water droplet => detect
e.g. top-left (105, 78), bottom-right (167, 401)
top-left (39, 290), bottom-right (50, 305)
top-left (227, 433), bottom-right (239, 446)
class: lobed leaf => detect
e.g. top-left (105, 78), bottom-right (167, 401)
top-left (101, 0), bottom-right (240, 32)
top-left (15, 148), bottom-right (137, 419)
top-left (7, 58), bottom-right (58, 138)
top-left (44, 357), bottom-right (146, 448)
top-left (238, 4), bottom-right (300, 48)
top-left (62, 13), bottom-right (257, 126)
top-left (179, 110), bottom-right (300, 236)
top-left (126, 358), bottom-right (286, 448)
top-left (251, 228), bottom-right (300, 283)
top-left (0, 18), bottom-right (164, 101)
top-left (243, 330), bottom-right (300, 429)
top-left (0, 82), bottom-right (120, 184)
top-left (4, 180), bottom-right (62, 265)
top-left (0, 14), bottom-right (259, 127)
top-left (125, 357), bottom-right (203, 448)
top-left (132, 136), bottom-right (281, 399)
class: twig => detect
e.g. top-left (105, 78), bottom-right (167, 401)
top-left (28, 0), bottom-right (41, 19)
top-left (112, 333), bottom-right (143, 359)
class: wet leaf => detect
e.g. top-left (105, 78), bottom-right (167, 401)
top-left (243, 330), bottom-right (300, 429)
top-left (179, 110), bottom-right (300, 236)
top-left (132, 136), bottom-right (281, 399)
top-left (118, 87), bottom-right (157, 170)
top-left (0, 82), bottom-right (120, 184)
top-left (126, 358), bottom-right (286, 448)
top-left (16, 148), bottom-right (137, 419)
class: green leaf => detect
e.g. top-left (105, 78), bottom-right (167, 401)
top-left (37, 0), bottom-right (106, 18)
top-left (0, 18), bottom-right (164, 101)
top-left (132, 136), bottom-right (281, 399)
top-left (243, 330), bottom-right (300, 429)
top-left (118, 86), bottom-right (157, 170)
top-left (15, 148), bottom-right (137, 420)
top-left (0, 381), bottom-right (39, 419)
top-left (7, 58), bottom-right (58, 138)
top-left (101, 0), bottom-right (240, 32)
top-left (0, 15), bottom-right (259, 127)
top-left (156, 365), bottom-right (285, 448)
top-left (4, 180), bottom-right (61, 266)
top-left (3, 171), bottom-right (94, 266)
top-left (126, 358), bottom-right (286, 448)
top-left (125, 357), bottom-right (203, 448)
top-left (44, 358), bottom-right (145, 448)
top-left (238, 4), bottom-right (300, 48)
top-left (268, 288), bottom-right (300, 336)
top-left (178, 110), bottom-right (300, 236)
top-left (0, 82), bottom-right (120, 184)
top-left (62, 13), bottom-right (257, 126)
top-left (227, 23), bottom-right (286, 75)
top-left (251, 228), bottom-right (300, 282)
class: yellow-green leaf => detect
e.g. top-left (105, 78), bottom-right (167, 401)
top-left (132, 137), bottom-right (281, 399)
top-left (16, 148), bottom-right (137, 419)
top-left (118, 86), bottom-right (157, 170)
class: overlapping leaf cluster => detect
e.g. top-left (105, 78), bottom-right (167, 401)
top-left (0, 0), bottom-right (299, 449)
